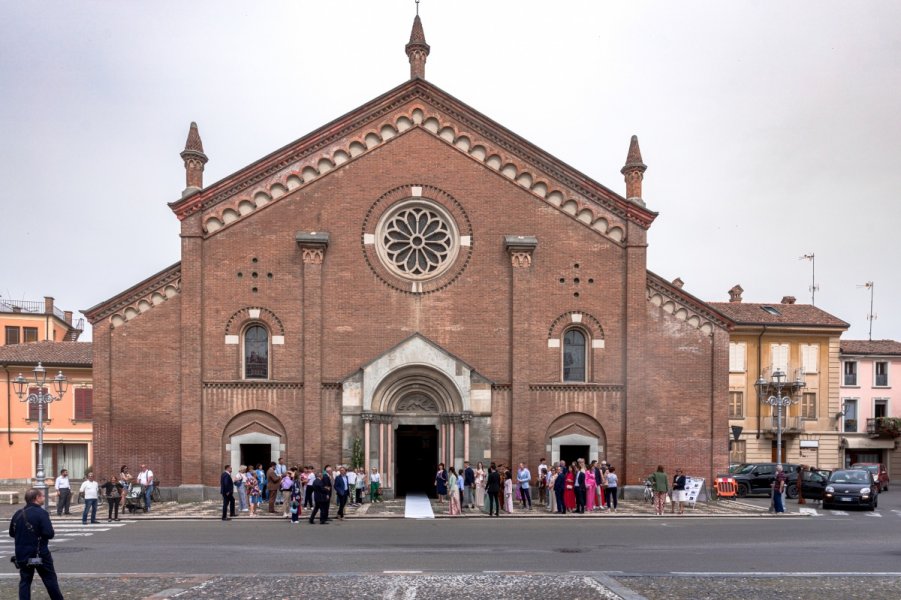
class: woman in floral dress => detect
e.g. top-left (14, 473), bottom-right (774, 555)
top-left (246, 472), bottom-right (261, 516)
top-left (447, 468), bottom-right (461, 515)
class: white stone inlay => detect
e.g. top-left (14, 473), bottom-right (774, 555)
top-left (272, 335), bottom-right (285, 345)
top-left (249, 308), bottom-right (261, 319)
top-left (592, 339), bottom-right (605, 349)
top-left (363, 233), bottom-right (375, 244)
top-left (225, 335), bottom-right (239, 345)
top-left (547, 338), bottom-right (561, 348)
top-left (571, 313), bottom-right (583, 323)
top-left (411, 186), bottom-right (423, 197)
top-left (461, 235), bottom-right (471, 247)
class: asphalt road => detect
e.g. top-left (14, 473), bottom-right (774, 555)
top-left (20, 493), bottom-right (901, 575)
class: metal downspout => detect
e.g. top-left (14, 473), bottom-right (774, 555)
top-left (3, 365), bottom-right (12, 446)
top-left (756, 325), bottom-right (767, 440)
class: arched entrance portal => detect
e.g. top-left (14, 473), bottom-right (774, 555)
top-left (367, 368), bottom-right (465, 498)
top-left (546, 412), bottom-right (607, 466)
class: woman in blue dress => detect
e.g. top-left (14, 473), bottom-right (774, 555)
top-left (435, 463), bottom-right (448, 503)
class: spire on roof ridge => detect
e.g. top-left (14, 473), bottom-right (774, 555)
top-left (620, 134), bottom-right (648, 206)
top-left (180, 121), bottom-right (208, 197)
top-left (183, 121), bottom-right (205, 154)
top-left (405, 10), bottom-right (430, 79)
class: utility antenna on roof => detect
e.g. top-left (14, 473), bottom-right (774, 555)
top-left (857, 281), bottom-right (876, 341)
top-left (799, 253), bottom-right (818, 305)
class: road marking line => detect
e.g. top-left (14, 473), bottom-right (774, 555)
top-left (829, 511), bottom-right (849, 516)
top-left (383, 571), bottom-right (422, 574)
top-left (865, 512), bottom-right (882, 517)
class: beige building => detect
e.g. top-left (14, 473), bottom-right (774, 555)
top-left (711, 287), bottom-right (849, 469)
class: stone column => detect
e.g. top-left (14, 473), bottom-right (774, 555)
top-left (462, 412), bottom-right (472, 462)
top-left (506, 235), bottom-right (537, 467)
top-left (296, 232), bottom-right (329, 466)
top-left (449, 419), bottom-right (456, 469)
top-left (378, 420), bottom-right (385, 479)
top-left (363, 412), bottom-right (373, 471)
top-left (439, 422), bottom-right (445, 466)
top-left (386, 420), bottom-right (393, 489)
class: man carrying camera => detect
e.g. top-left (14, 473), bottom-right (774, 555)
top-left (8, 488), bottom-right (64, 599)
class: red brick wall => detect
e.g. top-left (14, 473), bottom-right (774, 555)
top-left (97, 126), bottom-right (726, 487)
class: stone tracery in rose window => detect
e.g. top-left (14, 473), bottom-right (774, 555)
top-left (377, 200), bottom-right (458, 280)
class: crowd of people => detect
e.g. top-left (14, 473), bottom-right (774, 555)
top-left (219, 458), bottom-right (384, 524)
top-left (433, 458), bottom-right (624, 516)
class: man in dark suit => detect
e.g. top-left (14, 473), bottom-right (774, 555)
top-left (308, 472), bottom-right (329, 524)
top-left (220, 465), bottom-right (235, 520)
top-left (554, 465), bottom-right (567, 514)
top-left (9, 488), bottom-right (64, 599)
top-left (266, 462), bottom-right (280, 513)
top-left (321, 465), bottom-right (333, 522)
top-left (334, 466), bottom-right (349, 519)
top-left (463, 461), bottom-right (476, 509)
top-left (574, 466), bottom-right (586, 513)
top-left (485, 463), bottom-right (500, 516)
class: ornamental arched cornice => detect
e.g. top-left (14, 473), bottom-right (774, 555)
top-left (646, 278), bottom-right (725, 337)
top-left (197, 100), bottom-right (627, 246)
top-left (107, 274), bottom-right (181, 329)
top-left (547, 311), bottom-right (605, 340)
top-left (224, 306), bottom-right (286, 337)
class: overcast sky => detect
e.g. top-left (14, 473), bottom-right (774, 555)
top-left (2, 1), bottom-right (899, 343)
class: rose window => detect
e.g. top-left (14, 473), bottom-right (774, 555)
top-left (376, 200), bottom-right (459, 281)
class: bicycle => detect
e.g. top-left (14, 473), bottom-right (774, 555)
top-left (642, 477), bottom-right (654, 503)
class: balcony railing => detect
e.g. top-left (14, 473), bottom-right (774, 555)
top-left (1, 299), bottom-right (69, 322)
top-left (843, 374), bottom-right (857, 386)
top-left (867, 417), bottom-right (901, 438)
top-left (764, 415), bottom-right (803, 434)
top-left (875, 374), bottom-right (888, 387)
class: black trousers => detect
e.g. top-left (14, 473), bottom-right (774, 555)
top-left (487, 492), bottom-right (499, 515)
top-left (575, 487), bottom-right (586, 513)
top-left (222, 492), bottom-right (235, 519)
top-left (18, 553), bottom-right (64, 600)
top-left (304, 486), bottom-right (314, 508)
top-left (309, 500), bottom-right (329, 523)
top-left (337, 493), bottom-right (348, 517)
top-left (555, 489), bottom-right (566, 513)
top-left (355, 488), bottom-right (363, 504)
top-left (56, 489), bottom-right (71, 516)
top-left (107, 497), bottom-right (120, 520)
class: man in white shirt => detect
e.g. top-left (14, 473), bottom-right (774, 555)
top-left (54, 468), bottom-right (71, 516)
top-left (79, 472), bottom-right (100, 524)
top-left (137, 464), bottom-right (155, 512)
top-left (346, 467), bottom-right (358, 506)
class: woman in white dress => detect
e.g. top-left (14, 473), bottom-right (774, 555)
top-left (503, 469), bottom-right (514, 513)
top-left (547, 468), bottom-right (557, 513)
top-left (475, 462), bottom-right (486, 509)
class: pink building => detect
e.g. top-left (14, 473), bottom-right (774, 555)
top-left (839, 340), bottom-right (901, 481)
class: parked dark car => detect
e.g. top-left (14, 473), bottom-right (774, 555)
top-left (785, 468), bottom-right (831, 500)
top-left (851, 463), bottom-right (889, 492)
top-left (726, 463), bottom-right (801, 498)
top-left (822, 469), bottom-right (879, 511)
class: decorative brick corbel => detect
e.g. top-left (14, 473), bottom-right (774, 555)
top-left (504, 235), bottom-right (538, 268)
top-left (295, 231), bottom-right (330, 264)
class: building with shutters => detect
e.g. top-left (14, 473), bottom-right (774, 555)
top-left (839, 339), bottom-right (901, 479)
top-left (84, 14), bottom-right (733, 499)
top-left (710, 287), bottom-right (849, 470)
top-left (0, 341), bottom-right (93, 483)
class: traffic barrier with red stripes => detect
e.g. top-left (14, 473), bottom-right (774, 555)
top-left (715, 476), bottom-right (737, 499)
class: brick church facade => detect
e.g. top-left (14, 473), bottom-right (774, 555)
top-left (85, 15), bottom-right (730, 498)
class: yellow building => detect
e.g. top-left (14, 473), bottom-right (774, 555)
top-left (711, 287), bottom-right (849, 470)
top-left (0, 296), bottom-right (91, 484)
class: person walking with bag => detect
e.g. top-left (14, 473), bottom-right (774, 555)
top-left (8, 488), bottom-right (64, 600)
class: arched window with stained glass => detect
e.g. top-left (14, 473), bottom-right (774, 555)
top-left (244, 324), bottom-right (269, 380)
top-left (562, 328), bottom-right (587, 382)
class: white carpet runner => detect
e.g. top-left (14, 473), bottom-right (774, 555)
top-left (403, 493), bottom-right (435, 519)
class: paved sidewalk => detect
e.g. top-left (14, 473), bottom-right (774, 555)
top-left (0, 493), bottom-right (783, 521)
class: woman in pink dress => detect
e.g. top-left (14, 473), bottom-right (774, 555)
top-left (585, 464), bottom-right (597, 511)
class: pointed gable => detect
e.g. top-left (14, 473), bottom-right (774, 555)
top-left (169, 79), bottom-right (657, 246)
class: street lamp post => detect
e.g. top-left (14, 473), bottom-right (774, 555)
top-left (755, 369), bottom-right (805, 464)
top-left (13, 362), bottom-right (68, 511)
